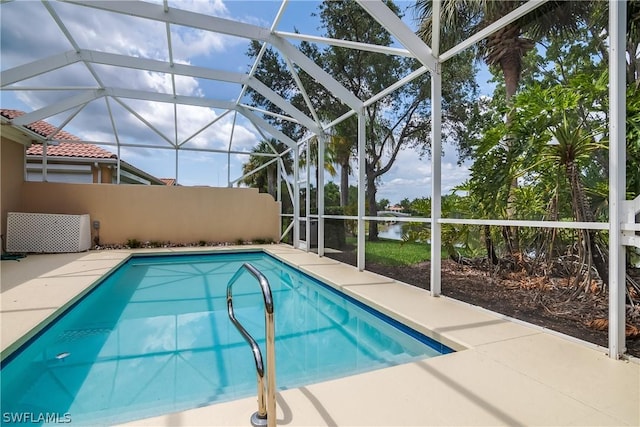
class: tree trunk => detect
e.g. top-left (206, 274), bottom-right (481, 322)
top-left (267, 167), bottom-right (276, 199)
top-left (627, 40), bottom-right (639, 86)
top-left (484, 225), bottom-right (498, 265)
top-left (367, 174), bottom-right (379, 241)
top-left (340, 162), bottom-right (349, 207)
top-left (501, 54), bottom-right (522, 255)
top-left (567, 161), bottom-right (609, 289)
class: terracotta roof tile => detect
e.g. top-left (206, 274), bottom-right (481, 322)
top-left (25, 142), bottom-right (117, 159)
top-left (2, 109), bottom-right (117, 159)
top-left (2, 109), bottom-right (79, 141)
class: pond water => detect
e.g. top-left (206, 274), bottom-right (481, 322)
top-left (377, 223), bottom-right (405, 241)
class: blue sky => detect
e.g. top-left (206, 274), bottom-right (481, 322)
top-left (0, 0), bottom-right (494, 203)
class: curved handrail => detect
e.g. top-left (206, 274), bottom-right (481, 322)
top-left (227, 263), bottom-right (276, 427)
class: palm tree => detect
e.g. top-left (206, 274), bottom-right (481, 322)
top-left (416, 1), bottom-right (589, 101)
top-left (544, 115), bottom-right (608, 292)
top-left (299, 135), bottom-right (338, 212)
top-left (241, 139), bottom-right (293, 199)
top-left (328, 131), bottom-right (355, 207)
top-left (415, 0), bottom-right (591, 256)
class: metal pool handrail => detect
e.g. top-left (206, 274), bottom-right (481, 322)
top-left (227, 263), bottom-right (276, 427)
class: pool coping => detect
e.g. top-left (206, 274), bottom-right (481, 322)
top-left (1, 245), bottom-right (639, 426)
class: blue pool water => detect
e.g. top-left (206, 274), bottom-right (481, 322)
top-left (1, 251), bottom-right (452, 425)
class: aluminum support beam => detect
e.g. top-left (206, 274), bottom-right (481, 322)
top-left (305, 141), bottom-right (311, 252)
top-left (317, 134), bottom-right (326, 257)
top-left (106, 87), bottom-right (237, 110)
top-left (621, 196), bottom-right (640, 249)
top-left (237, 106), bottom-right (297, 147)
top-left (282, 56), bottom-right (321, 126)
top-left (430, 68), bottom-right (442, 297)
top-left (232, 157), bottom-right (279, 185)
top-left (364, 66), bottom-right (429, 108)
top-left (80, 49), bottom-right (248, 84)
top-left (356, 0), bottom-right (437, 72)
top-left (239, 105), bottom-right (300, 124)
top-left (277, 155), bottom-right (282, 239)
top-left (274, 31), bottom-right (412, 57)
top-left (227, 111), bottom-right (238, 187)
top-left (608, 0), bottom-right (627, 359)
top-left (269, 36), bottom-right (363, 111)
top-left (293, 145), bottom-right (301, 248)
top-left (440, 0), bottom-right (548, 62)
top-left (431, 0), bottom-right (441, 58)
top-left (0, 50), bottom-right (80, 86)
top-left (179, 110), bottom-right (233, 148)
top-left (42, 142), bottom-right (48, 182)
top-left (248, 77), bottom-right (321, 133)
top-left (11, 90), bottom-right (103, 125)
top-left (67, 1), bottom-right (272, 42)
top-left (111, 97), bottom-right (175, 146)
top-left (357, 110), bottom-right (366, 271)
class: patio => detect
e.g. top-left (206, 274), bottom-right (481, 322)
top-left (1, 247), bottom-right (638, 426)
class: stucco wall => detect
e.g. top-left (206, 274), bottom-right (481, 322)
top-left (2, 133), bottom-right (279, 247)
top-left (1, 136), bottom-right (25, 241)
top-left (18, 182), bottom-right (279, 246)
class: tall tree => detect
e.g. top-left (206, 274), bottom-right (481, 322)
top-left (299, 136), bottom-right (338, 212)
top-left (317, 0), bottom-right (476, 240)
top-left (328, 122), bottom-right (356, 207)
top-left (247, 1), bottom-right (477, 241)
top-left (415, 0), bottom-right (592, 254)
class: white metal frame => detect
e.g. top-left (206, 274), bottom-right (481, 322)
top-left (0, 0), bottom-right (633, 359)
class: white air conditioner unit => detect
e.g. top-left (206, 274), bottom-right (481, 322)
top-left (6, 212), bottom-right (91, 253)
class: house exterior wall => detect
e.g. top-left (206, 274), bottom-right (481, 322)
top-left (1, 137), bottom-right (25, 242)
top-left (27, 161), bottom-right (127, 184)
top-left (99, 164), bottom-right (114, 183)
top-left (18, 182), bottom-right (279, 246)
top-left (26, 160), bottom-right (94, 184)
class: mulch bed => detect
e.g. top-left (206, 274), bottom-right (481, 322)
top-left (325, 251), bottom-right (640, 359)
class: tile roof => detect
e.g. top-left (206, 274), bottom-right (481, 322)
top-left (25, 142), bottom-right (117, 159)
top-left (1, 109), bottom-right (117, 159)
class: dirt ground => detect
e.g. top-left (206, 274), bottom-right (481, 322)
top-left (325, 251), bottom-right (640, 359)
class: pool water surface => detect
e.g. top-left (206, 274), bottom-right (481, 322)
top-left (1, 252), bottom-right (452, 425)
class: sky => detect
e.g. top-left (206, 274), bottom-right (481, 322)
top-left (0, 0), bottom-right (495, 204)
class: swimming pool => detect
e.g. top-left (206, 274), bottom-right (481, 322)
top-left (1, 251), bottom-right (452, 425)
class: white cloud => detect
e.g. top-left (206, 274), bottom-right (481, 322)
top-left (373, 143), bottom-right (471, 203)
top-left (168, 0), bottom-right (229, 16)
top-left (1, 0), bottom-right (473, 192)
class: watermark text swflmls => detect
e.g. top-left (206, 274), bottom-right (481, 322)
top-left (2, 412), bottom-right (72, 424)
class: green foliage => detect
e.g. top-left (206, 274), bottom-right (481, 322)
top-left (126, 238), bottom-right (141, 249)
top-left (324, 206), bottom-right (344, 216)
top-left (345, 237), bottom-right (431, 266)
top-left (324, 181), bottom-right (341, 207)
top-left (627, 85), bottom-right (640, 198)
top-left (377, 198), bottom-right (390, 211)
top-left (241, 139), bottom-right (292, 198)
top-left (252, 238), bottom-right (274, 244)
top-left (399, 198), bottom-right (412, 210)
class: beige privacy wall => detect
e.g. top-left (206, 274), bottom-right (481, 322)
top-left (18, 182), bottom-right (280, 245)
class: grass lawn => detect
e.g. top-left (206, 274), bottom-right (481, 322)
top-left (346, 237), bottom-right (431, 266)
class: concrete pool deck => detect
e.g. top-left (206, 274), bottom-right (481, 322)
top-left (1, 245), bottom-right (638, 426)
